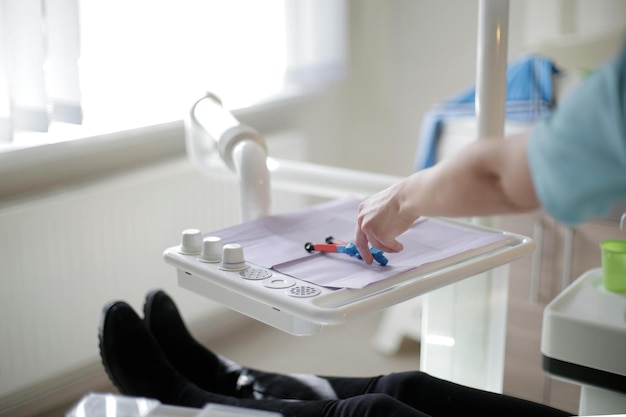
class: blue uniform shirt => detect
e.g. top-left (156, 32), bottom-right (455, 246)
top-left (527, 44), bottom-right (626, 225)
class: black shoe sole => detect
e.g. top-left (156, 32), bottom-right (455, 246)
top-left (98, 300), bottom-right (130, 394)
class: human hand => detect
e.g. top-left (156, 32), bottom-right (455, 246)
top-left (354, 178), bottom-right (420, 264)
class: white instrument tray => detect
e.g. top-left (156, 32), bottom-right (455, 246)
top-left (164, 200), bottom-right (534, 335)
top-left (541, 268), bottom-right (626, 393)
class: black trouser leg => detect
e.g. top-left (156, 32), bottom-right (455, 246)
top-left (319, 393), bottom-right (432, 417)
top-left (361, 371), bottom-right (572, 417)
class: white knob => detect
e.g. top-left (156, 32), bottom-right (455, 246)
top-left (219, 243), bottom-right (248, 271)
top-left (200, 236), bottom-right (222, 263)
top-left (180, 229), bottom-right (202, 254)
top-left (222, 243), bottom-right (244, 263)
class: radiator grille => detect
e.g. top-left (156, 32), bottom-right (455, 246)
top-left (0, 157), bottom-right (304, 401)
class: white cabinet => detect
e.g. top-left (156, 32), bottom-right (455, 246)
top-left (500, 212), bottom-right (626, 414)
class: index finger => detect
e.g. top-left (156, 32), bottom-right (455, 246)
top-left (354, 224), bottom-right (374, 265)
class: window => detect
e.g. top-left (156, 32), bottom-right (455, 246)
top-left (0, 0), bottom-right (347, 148)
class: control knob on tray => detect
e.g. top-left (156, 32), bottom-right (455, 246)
top-left (219, 243), bottom-right (249, 271)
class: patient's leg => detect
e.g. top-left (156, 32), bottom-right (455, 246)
top-left (362, 372), bottom-right (572, 417)
top-left (104, 295), bottom-right (571, 417)
top-left (143, 290), bottom-right (243, 397)
top-left (100, 299), bottom-right (436, 417)
top-left (144, 289), bottom-right (347, 400)
top-left (99, 300), bottom-right (331, 416)
top-left (141, 290), bottom-right (573, 417)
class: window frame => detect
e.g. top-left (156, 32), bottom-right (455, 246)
top-left (0, 87), bottom-right (332, 202)
top-left (0, 0), bottom-right (347, 202)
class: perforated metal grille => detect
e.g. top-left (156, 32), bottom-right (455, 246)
top-left (287, 285), bottom-right (321, 298)
top-left (239, 268), bottom-right (272, 280)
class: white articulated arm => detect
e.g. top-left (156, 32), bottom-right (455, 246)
top-left (186, 93), bottom-right (271, 221)
top-left (185, 93), bottom-right (401, 221)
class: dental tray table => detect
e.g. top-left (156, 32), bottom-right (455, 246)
top-left (164, 198), bottom-right (534, 335)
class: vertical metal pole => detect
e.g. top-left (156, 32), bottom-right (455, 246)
top-left (530, 218), bottom-right (544, 303)
top-left (476, 0), bottom-right (509, 139)
top-left (421, 0), bottom-right (511, 393)
top-left (561, 226), bottom-right (575, 291)
top-left (476, 0), bottom-right (510, 393)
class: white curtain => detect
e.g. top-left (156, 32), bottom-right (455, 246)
top-left (0, 0), bottom-right (82, 143)
top-left (285, 0), bottom-right (348, 84)
top-left (0, 0), bottom-right (346, 144)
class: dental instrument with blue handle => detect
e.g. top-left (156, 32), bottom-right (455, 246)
top-left (304, 237), bottom-right (388, 266)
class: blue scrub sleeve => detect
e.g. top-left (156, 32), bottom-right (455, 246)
top-left (527, 44), bottom-right (626, 225)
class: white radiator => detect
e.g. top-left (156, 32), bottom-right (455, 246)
top-left (0, 153), bottom-right (306, 414)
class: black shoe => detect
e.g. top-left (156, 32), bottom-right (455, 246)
top-left (144, 290), bottom-right (338, 401)
top-left (143, 289), bottom-right (243, 396)
top-left (98, 300), bottom-right (204, 406)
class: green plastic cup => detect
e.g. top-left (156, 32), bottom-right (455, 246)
top-left (600, 240), bottom-right (626, 293)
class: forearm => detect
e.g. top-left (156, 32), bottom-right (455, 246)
top-left (405, 135), bottom-right (540, 218)
top-left (355, 134), bottom-right (540, 263)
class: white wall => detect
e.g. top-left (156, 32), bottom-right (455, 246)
top-left (298, 0), bottom-right (626, 178)
top-left (299, 0), bottom-right (528, 177)
top-left (525, 0), bottom-right (626, 44)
